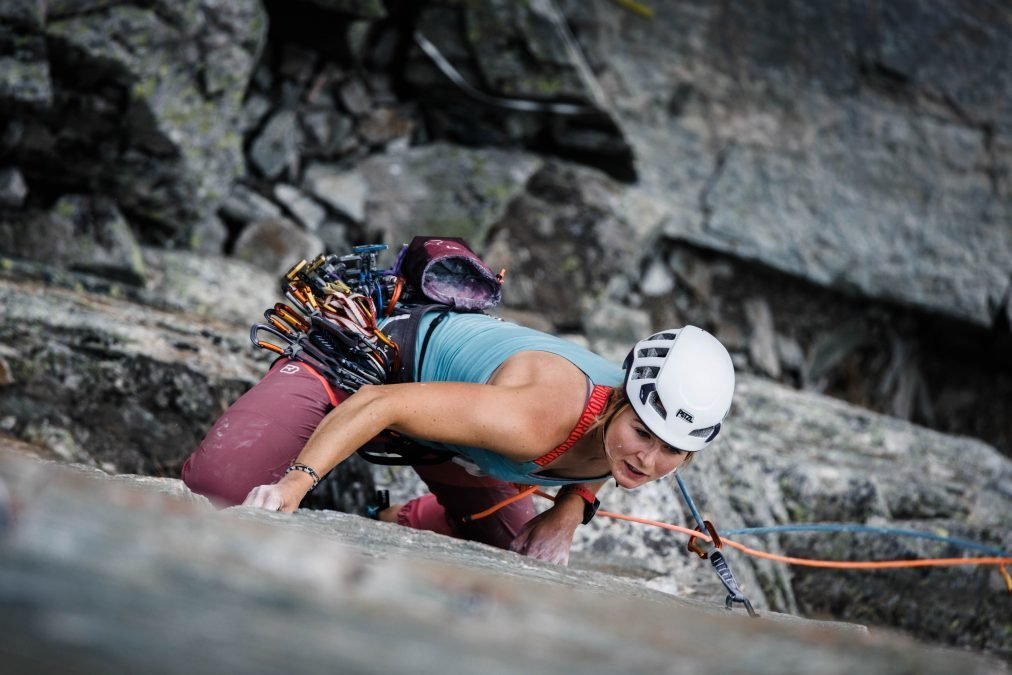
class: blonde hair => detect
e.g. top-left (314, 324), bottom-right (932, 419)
top-left (590, 386), bottom-right (695, 469)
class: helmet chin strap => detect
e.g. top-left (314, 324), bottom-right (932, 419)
top-left (675, 473), bottom-right (758, 618)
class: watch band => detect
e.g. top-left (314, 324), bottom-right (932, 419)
top-left (558, 485), bottom-right (601, 525)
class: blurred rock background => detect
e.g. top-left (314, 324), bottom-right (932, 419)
top-left (1, 0), bottom-right (1009, 663)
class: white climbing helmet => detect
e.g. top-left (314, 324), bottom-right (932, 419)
top-left (623, 326), bottom-right (735, 452)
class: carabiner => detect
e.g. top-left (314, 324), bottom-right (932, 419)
top-left (687, 520), bottom-right (722, 559)
top-left (250, 323), bottom-right (302, 359)
top-left (284, 258), bottom-right (309, 282)
top-left (385, 276), bottom-right (404, 316)
top-left (273, 303), bottom-right (310, 332)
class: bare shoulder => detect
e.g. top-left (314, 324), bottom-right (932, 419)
top-left (366, 353), bottom-right (589, 460)
top-left (488, 350), bottom-right (588, 391)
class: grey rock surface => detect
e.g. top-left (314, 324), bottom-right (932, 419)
top-left (274, 183), bottom-right (327, 231)
top-left (406, 0), bottom-right (632, 178)
top-left (0, 168), bottom-right (28, 208)
top-left (1, 0), bottom-right (266, 241)
top-left (0, 27), bottom-right (50, 107)
top-left (1, 446), bottom-right (1005, 675)
top-left (565, 0), bottom-right (1012, 328)
top-left (304, 163), bottom-right (369, 224)
top-left (355, 143), bottom-right (543, 249)
top-left (233, 217), bottom-right (324, 275)
top-left (3, 0), bottom-right (1008, 329)
top-left (250, 109), bottom-right (301, 180)
top-left (0, 258), bottom-right (1008, 656)
top-left (1, 195), bottom-right (146, 286)
top-left (483, 161), bottom-right (640, 330)
top-left (139, 246), bottom-right (281, 326)
top-left (220, 182), bottom-right (284, 226)
top-left (0, 274), bottom-right (266, 476)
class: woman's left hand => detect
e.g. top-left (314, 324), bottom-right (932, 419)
top-left (508, 499), bottom-right (584, 565)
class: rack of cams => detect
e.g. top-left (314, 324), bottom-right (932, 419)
top-left (250, 247), bottom-right (401, 393)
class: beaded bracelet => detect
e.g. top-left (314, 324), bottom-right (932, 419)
top-left (285, 462), bottom-right (320, 491)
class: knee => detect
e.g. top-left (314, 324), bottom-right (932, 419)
top-left (180, 443), bottom-right (240, 505)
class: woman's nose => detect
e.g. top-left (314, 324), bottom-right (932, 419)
top-left (637, 443), bottom-right (658, 470)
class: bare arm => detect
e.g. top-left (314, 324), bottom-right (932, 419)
top-left (510, 479), bottom-right (609, 565)
top-left (244, 377), bottom-right (583, 511)
top-left (304, 379), bottom-right (577, 466)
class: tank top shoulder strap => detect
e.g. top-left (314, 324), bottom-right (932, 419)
top-left (532, 384), bottom-right (612, 468)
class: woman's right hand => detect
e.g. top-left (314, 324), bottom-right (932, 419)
top-left (242, 473), bottom-right (312, 513)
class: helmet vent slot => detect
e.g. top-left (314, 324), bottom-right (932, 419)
top-left (633, 366), bottom-right (660, 380)
top-left (647, 391), bottom-right (667, 419)
top-left (636, 347), bottom-right (669, 359)
top-left (653, 332), bottom-right (677, 340)
top-left (689, 426), bottom-right (714, 438)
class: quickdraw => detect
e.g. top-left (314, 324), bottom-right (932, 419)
top-left (675, 474), bottom-right (757, 617)
top-left (465, 478), bottom-right (759, 617)
top-left (250, 246), bottom-right (401, 393)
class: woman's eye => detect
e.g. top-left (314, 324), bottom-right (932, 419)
top-left (634, 427), bottom-right (650, 439)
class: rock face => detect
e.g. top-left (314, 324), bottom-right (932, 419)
top-left (1, 446), bottom-right (1006, 675)
top-left (405, 0), bottom-right (634, 180)
top-left (559, 0), bottom-right (1012, 329)
top-left (4, 1), bottom-right (1008, 457)
top-left (0, 269), bottom-right (266, 475)
top-left (3, 0), bottom-right (1008, 326)
top-left (355, 144), bottom-right (543, 250)
top-left (0, 0), bottom-right (266, 243)
top-left (483, 162), bottom-right (641, 331)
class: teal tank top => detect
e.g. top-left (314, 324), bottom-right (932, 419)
top-left (382, 311), bottom-right (623, 486)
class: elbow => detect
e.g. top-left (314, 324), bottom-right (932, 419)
top-left (353, 383), bottom-right (385, 408)
top-left (346, 384), bottom-right (393, 426)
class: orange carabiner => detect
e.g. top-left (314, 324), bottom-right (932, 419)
top-left (384, 276), bottom-right (404, 316)
top-left (267, 315), bottom-right (296, 336)
top-left (687, 520), bottom-right (722, 559)
top-left (256, 340), bottom-right (286, 355)
top-left (274, 303), bottom-right (309, 332)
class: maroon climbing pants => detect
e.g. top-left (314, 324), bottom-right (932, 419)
top-left (181, 358), bottom-right (534, 549)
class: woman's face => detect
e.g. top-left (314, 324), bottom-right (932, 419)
top-left (604, 407), bottom-right (689, 488)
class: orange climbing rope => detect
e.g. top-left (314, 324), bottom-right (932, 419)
top-left (462, 485), bottom-right (539, 523)
top-left (465, 486), bottom-right (1012, 590)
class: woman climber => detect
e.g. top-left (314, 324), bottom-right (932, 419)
top-left (181, 243), bottom-right (735, 566)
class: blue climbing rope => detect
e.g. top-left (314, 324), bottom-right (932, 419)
top-left (723, 523), bottom-right (1009, 557)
